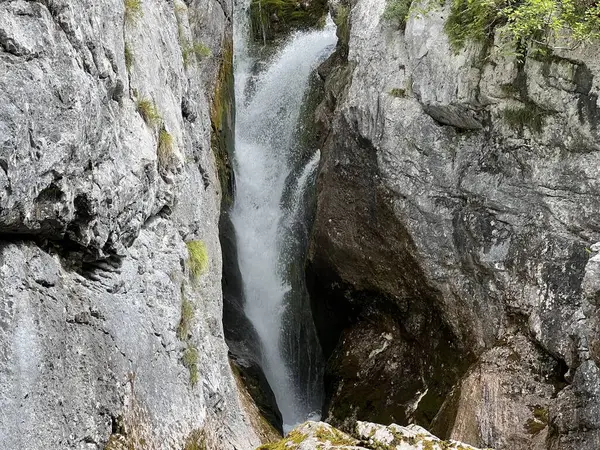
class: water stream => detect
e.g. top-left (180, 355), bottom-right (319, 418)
top-left (230, 3), bottom-right (337, 432)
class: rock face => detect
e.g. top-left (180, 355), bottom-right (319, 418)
top-left (0, 0), bottom-right (261, 448)
top-left (308, 0), bottom-right (600, 448)
top-left (258, 420), bottom-right (485, 449)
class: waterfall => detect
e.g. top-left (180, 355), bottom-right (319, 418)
top-left (230, 2), bottom-right (337, 433)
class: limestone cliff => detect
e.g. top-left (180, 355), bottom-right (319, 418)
top-left (0, 0), bottom-right (261, 448)
top-left (308, 0), bottom-right (600, 448)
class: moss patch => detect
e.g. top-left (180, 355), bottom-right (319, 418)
top-left (183, 43), bottom-right (212, 66)
top-left (124, 43), bottom-right (133, 72)
top-left (250, 0), bottom-right (328, 42)
top-left (157, 128), bottom-right (174, 170)
top-left (183, 429), bottom-right (208, 450)
top-left (389, 88), bottom-right (406, 98)
top-left (257, 430), bottom-right (307, 449)
top-left (176, 298), bottom-right (194, 341)
top-left (502, 102), bottom-right (548, 133)
top-left (383, 0), bottom-right (413, 28)
top-left (525, 405), bottom-right (549, 435)
top-left (183, 345), bottom-right (199, 386)
top-left (124, 0), bottom-right (143, 23)
top-left (186, 240), bottom-right (209, 281)
top-left (210, 39), bottom-right (235, 206)
top-left (136, 98), bottom-right (161, 128)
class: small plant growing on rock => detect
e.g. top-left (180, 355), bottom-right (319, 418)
top-left (136, 98), bottom-right (161, 127)
top-left (124, 43), bottom-right (133, 72)
top-left (124, 0), bottom-right (143, 23)
top-left (389, 88), bottom-right (406, 97)
top-left (525, 405), bottom-right (549, 434)
top-left (183, 42), bottom-right (212, 66)
top-left (176, 298), bottom-right (194, 341)
top-left (502, 102), bottom-right (548, 133)
top-left (383, 0), bottom-right (413, 27)
top-left (182, 345), bottom-right (199, 386)
top-left (186, 240), bottom-right (209, 281)
top-left (183, 429), bottom-right (209, 450)
top-left (157, 128), bottom-right (174, 170)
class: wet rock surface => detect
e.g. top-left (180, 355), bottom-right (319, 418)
top-left (308, 0), bottom-right (600, 448)
top-left (0, 0), bottom-right (261, 448)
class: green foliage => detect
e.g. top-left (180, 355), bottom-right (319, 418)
top-left (183, 429), bottom-right (208, 450)
top-left (176, 298), bottom-right (194, 341)
top-left (124, 44), bottom-right (133, 72)
top-left (445, 0), bottom-right (600, 53)
top-left (124, 0), bottom-right (143, 23)
top-left (445, 0), bottom-right (502, 50)
top-left (502, 102), bottom-right (548, 132)
top-left (389, 88), bottom-right (406, 97)
top-left (250, 0), bottom-right (328, 41)
top-left (136, 98), bottom-right (161, 127)
top-left (257, 430), bottom-right (307, 449)
top-left (186, 240), bottom-right (209, 281)
top-left (333, 5), bottom-right (351, 49)
top-left (182, 346), bottom-right (199, 386)
top-left (183, 43), bottom-right (212, 66)
top-left (383, 0), bottom-right (413, 27)
top-left (157, 128), bottom-right (174, 169)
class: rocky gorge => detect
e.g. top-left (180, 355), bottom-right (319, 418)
top-left (1, 0), bottom-right (600, 449)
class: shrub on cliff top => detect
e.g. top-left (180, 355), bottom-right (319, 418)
top-left (445, 0), bottom-right (600, 53)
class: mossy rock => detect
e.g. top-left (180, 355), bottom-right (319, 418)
top-left (186, 240), bottom-right (209, 281)
top-left (249, 0), bottom-right (328, 42)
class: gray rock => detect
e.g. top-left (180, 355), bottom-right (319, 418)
top-left (0, 0), bottom-right (261, 448)
top-left (309, 0), bottom-right (600, 447)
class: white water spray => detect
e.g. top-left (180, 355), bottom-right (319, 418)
top-left (231, 4), bottom-right (337, 432)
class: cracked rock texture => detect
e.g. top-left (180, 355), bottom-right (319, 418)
top-left (0, 0), bottom-right (261, 448)
top-left (308, 0), bottom-right (600, 448)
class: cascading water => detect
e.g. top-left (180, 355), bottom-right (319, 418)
top-left (230, 1), bottom-right (337, 433)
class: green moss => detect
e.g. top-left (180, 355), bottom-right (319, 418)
top-left (124, 44), bottom-right (133, 72)
top-left (333, 4), bottom-right (350, 53)
top-left (186, 240), bottom-right (209, 281)
top-left (445, 0), bottom-right (600, 53)
top-left (383, 0), bottom-right (413, 28)
top-left (445, 0), bottom-right (502, 52)
top-left (183, 429), bottom-right (208, 450)
top-left (157, 128), bottom-right (174, 170)
top-left (257, 430), bottom-right (307, 449)
top-left (210, 40), bottom-right (235, 206)
top-left (124, 0), bottom-right (143, 23)
top-left (183, 345), bottom-right (199, 386)
top-left (250, 0), bottom-right (328, 42)
top-left (525, 405), bottom-right (549, 435)
top-left (176, 298), bottom-right (194, 341)
top-left (136, 98), bottom-right (161, 127)
top-left (183, 43), bottom-right (212, 66)
top-left (534, 405), bottom-right (549, 422)
top-left (104, 434), bottom-right (127, 450)
top-left (389, 88), bottom-right (406, 97)
top-left (502, 102), bottom-right (548, 133)
top-left (314, 427), bottom-right (355, 445)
